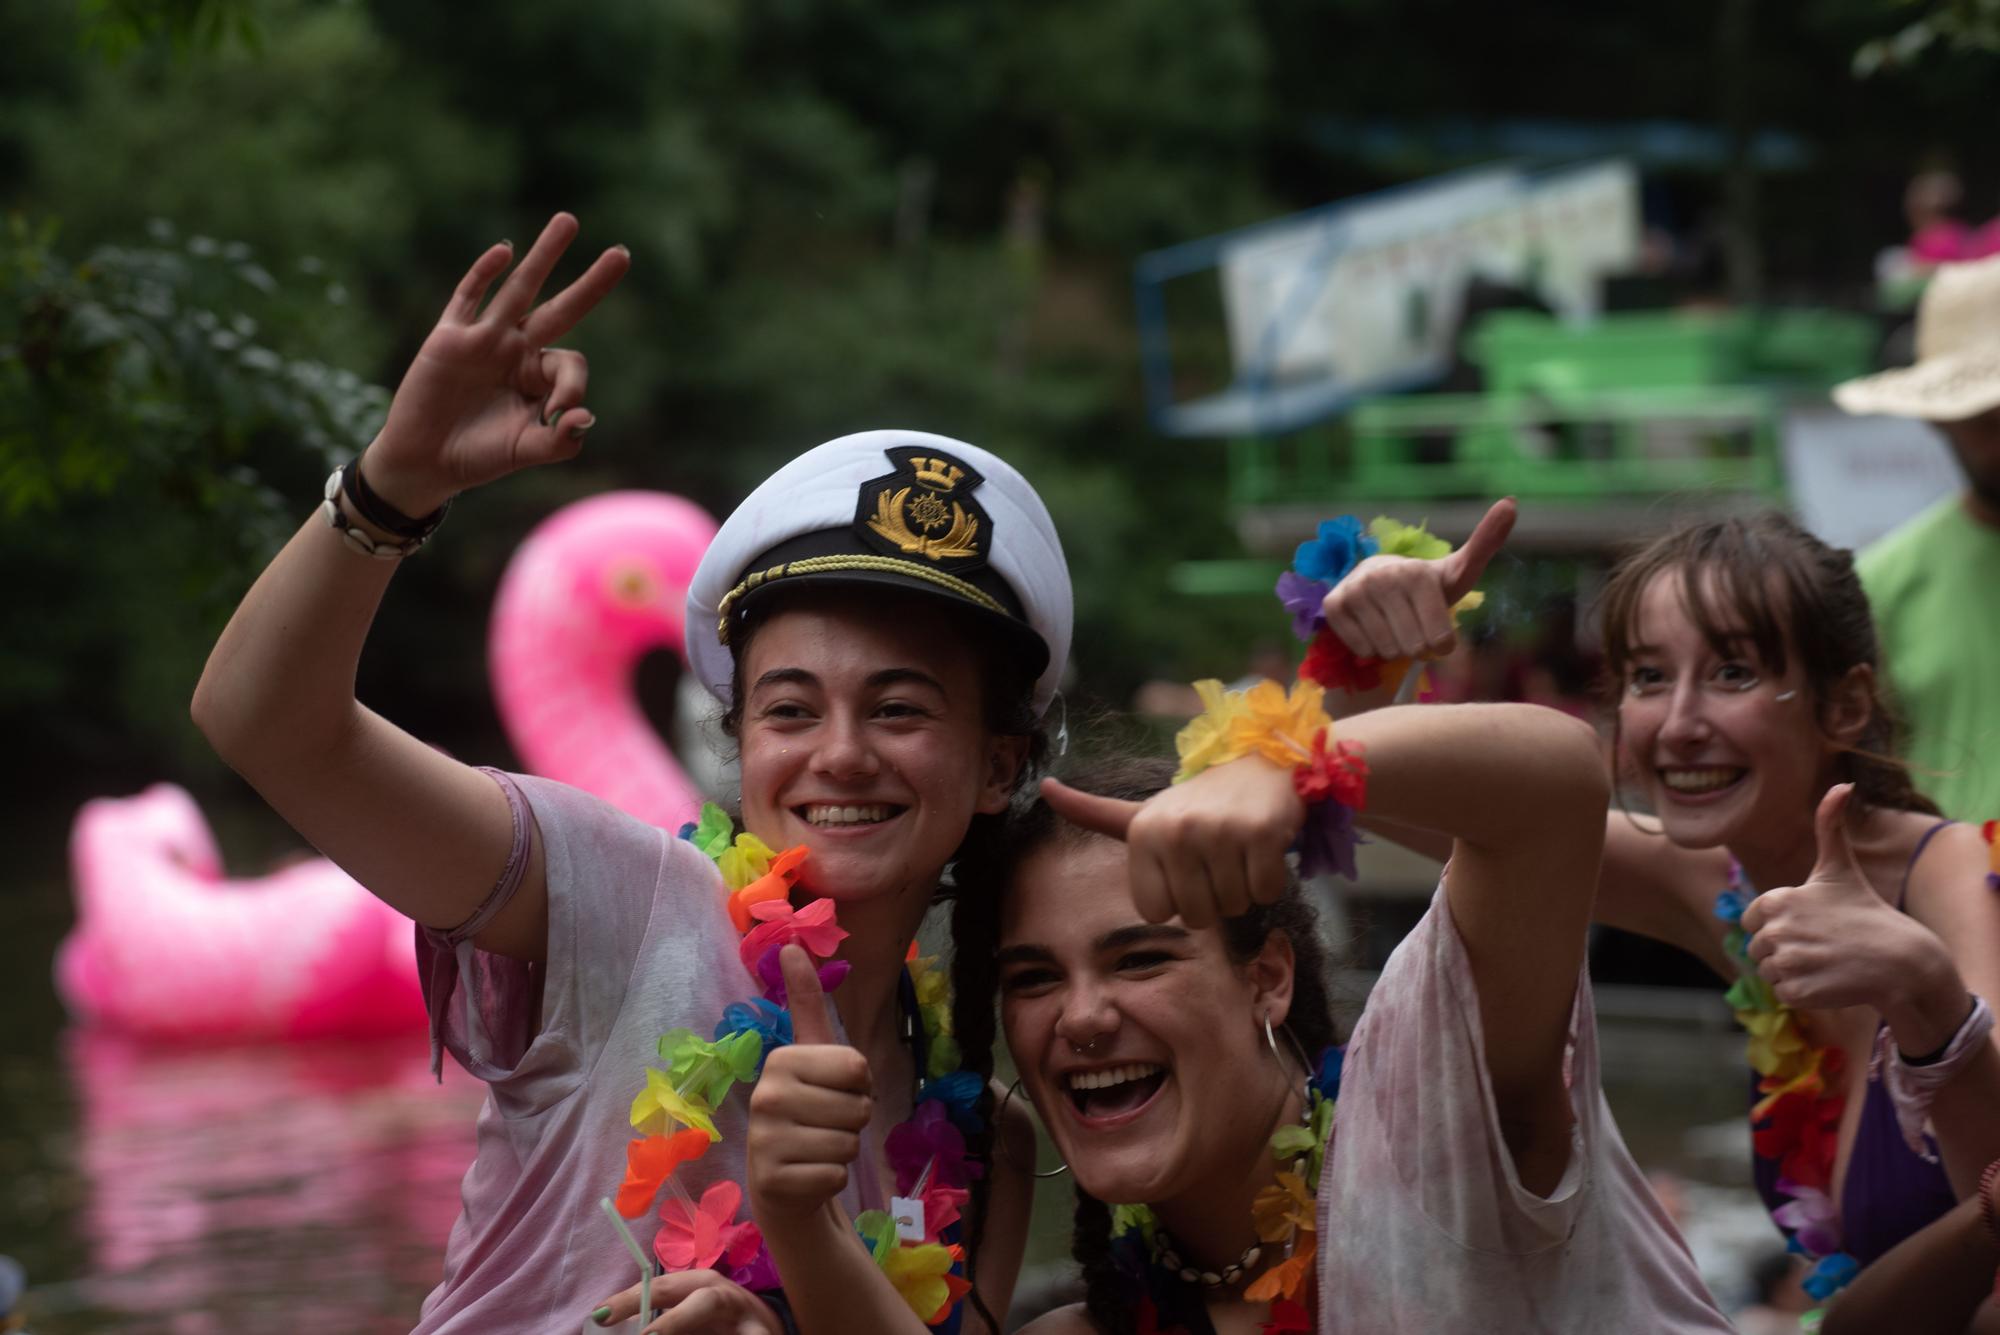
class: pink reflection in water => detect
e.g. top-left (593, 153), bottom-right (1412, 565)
top-left (63, 1029), bottom-right (483, 1330)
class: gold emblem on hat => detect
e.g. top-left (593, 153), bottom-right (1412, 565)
top-left (865, 456), bottom-right (981, 561)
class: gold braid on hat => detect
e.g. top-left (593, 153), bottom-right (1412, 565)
top-left (715, 555), bottom-right (1011, 644)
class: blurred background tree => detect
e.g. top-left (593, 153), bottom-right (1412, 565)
top-left (4, 0), bottom-right (1998, 838)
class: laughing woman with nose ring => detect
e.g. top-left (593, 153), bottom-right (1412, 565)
top-left (1321, 504), bottom-right (2000, 1319)
top-left (959, 718), bottom-right (1735, 1330)
top-left (192, 214), bottom-right (1068, 1333)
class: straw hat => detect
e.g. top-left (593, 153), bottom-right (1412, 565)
top-left (1835, 252), bottom-right (2000, 421)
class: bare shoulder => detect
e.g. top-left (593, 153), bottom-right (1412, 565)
top-left (1890, 813), bottom-right (1996, 912)
top-left (1013, 1303), bottom-right (1099, 1335)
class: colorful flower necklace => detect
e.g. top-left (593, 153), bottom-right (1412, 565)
top-left (605, 803), bottom-right (984, 1329)
top-left (1107, 1047), bottom-right (1342, 1335)
top-left (1716, 864), bottom-right (1859, 1316)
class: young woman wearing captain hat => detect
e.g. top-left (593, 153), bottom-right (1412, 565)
top-left (193, 214), bottom-right (1068, 1334)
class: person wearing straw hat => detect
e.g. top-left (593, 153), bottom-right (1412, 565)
top-left (193, 214), bottom-right (1070, 1334)
top-left (1834, 253), bottom-right (2000, 823)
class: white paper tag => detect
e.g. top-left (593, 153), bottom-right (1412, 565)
top-left (891, 1195), bottom-right (926, 1244)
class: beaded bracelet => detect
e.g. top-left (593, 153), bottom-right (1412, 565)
top-left (320, 464), bottom-right (445, 559)
top-left (1173, 677), bottom-right (1368, 881)
top-left (1278, 514), bottom-right (1484, 694)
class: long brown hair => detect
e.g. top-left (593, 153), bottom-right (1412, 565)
top-left (1597, 511), bottom-right (1939, 817)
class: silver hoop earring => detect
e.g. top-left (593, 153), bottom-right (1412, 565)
top-left (1262, 1011), bottom-right (1315, 1079)
top-left (998, 1079), bottom-right (1071, 1179)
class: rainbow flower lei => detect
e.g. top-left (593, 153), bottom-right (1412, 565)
top-left (609, 802), bottom-right (983, 1328)
top-left (1108, 1046), bottom-right (1343, 1333)
top-left (1716, 865), bottom-right (1859, 1319)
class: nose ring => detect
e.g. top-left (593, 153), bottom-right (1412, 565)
top-left (1069, 1035), bottom-right (1104, 1057)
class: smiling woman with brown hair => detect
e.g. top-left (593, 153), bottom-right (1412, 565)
top-left (962, 703), bottom-right (1734, 1334)
top-left (191, 213), bottom-right (1072, 1334)
top-left (1322, 504), bottom-right (2000, 1321)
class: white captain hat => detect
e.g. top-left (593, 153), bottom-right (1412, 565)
top-left (685, 429), bottom-right (1071, 716)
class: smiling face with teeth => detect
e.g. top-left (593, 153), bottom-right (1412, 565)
top-left (996, 837), bottom-right (1300, 1209)
top-left (1616, 571), bottom-right (1846, 851)
top-left (734, 592), bottom-right (1027, 915)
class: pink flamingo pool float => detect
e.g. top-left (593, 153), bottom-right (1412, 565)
top-left (58, 490), bottom-right (719, 1041)
top-left (487, 490), bottom-right (717, 832)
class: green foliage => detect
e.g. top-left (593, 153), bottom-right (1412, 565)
top-left (0, 215), bottom-right (384, 523)
top-left (8, 0), bottom-right (1989, 810)
top-left (79, 0), bottom-right (264, 62)
top-left (0, 215), bottom-right (388, 774)
top-left (1855, 0), bottom-right (2000, 73)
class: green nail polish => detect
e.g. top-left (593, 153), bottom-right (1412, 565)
top-left (547, 407), bottom-right (567, 430)
top-left (591, 1307), bottom-right (611, 1324)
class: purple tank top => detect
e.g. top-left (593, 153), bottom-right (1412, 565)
top-left (1747, 820), bottom-right (1958, 1266)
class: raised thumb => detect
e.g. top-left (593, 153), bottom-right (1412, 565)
top-left (1441, 497), bottom-right (1517, 604)
top-left (1041, 777), bottom-right (1139, 842)
top-left (780, 943), bottom-right (839, 1046)
top-left (1810, 782), bottom-right (1859, 880)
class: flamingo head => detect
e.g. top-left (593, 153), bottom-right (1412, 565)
top-left (491, 491), bottom-right (720, 669)
top-left (70, 783), bottom-right (224, 903)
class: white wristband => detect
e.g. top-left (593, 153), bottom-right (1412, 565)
top-left (1870, 993), bottom-right (1995, 1161)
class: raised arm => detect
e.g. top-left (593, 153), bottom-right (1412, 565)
top-left (190, 214), bottom-right (629, 959)
top-left (1317, 499), bottom-right (1732, 976)
top-left (1046, 701), bottom-right (1608, 1193)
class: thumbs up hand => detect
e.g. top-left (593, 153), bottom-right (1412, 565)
top-left (1740, 785), bottom-right (1949, 1016)
top-left (747, 945), bottom-right (874, 1223)
top-left (1320, 497), bottom-right (1515, 664)
top-left (1042, 755), bottom-right (1302, 930)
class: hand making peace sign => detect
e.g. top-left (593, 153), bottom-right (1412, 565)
top-left (361, 213), bottom-right (631, 516)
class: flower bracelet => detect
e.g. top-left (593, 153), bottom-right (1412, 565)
top-left (1173, 677), bottom-right (1367, 881)
top-left (1278, 514), bottom-right (1484, 694)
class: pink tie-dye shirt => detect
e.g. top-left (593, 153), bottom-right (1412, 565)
top-left (1314, 886), bottom-right (1733, 1333)
top-left (409, 775), bottom-right (892, 1333)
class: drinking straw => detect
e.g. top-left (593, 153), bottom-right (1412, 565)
top-left (600, 1196), bottom-right (654, 1328)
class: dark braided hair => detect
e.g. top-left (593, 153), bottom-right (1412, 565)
top-left (721, 583), bottom-right (1047, 1335)
top-left (950, 753), bottom-right (1344, 1335)
top-left (1597, 511), bottom-right (1941, 819)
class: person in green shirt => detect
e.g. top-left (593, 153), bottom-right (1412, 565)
top-left (1835, 253), bottom-right (2000, 822)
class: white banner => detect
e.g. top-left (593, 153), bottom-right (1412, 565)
top-left (1217, 160), bottom-right (1640, 394)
